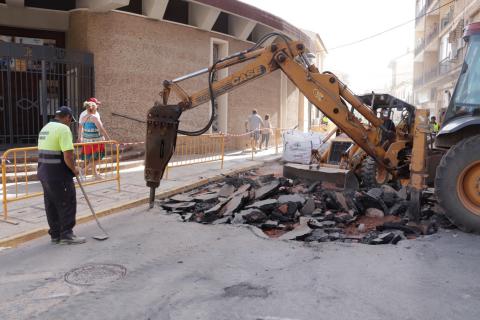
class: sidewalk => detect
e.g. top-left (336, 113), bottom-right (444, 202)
top-left (0, 148), bottom-right (282, 247)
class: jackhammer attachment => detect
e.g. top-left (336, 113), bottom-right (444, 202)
top-left (145, 102), bottom-right (183, 208)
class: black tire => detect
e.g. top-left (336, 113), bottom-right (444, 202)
top-left (435, 134), bottom-right (480, 233)
top-left (358, 156), bottom-right (379, 189)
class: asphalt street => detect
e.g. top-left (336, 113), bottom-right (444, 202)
top-left (0, 206), bottom-right (479, 320)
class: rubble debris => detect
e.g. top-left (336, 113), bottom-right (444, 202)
top-left (221, 191), bottom-right (249, 217)
top-left (300, 198), bottom-right (315, 215)
top-left (170, 194), bottom-right (194, 202)
top-left (233, 209), bottom-right (267, 224)
top-left (278, 194), bottom-right (306, 206)
top-left (278, 222), bottom-right (312, 241)
top-left (365, 208), bottom-right (384, 218)
top-left (218, 184), bottom-right (236, 198)
top-left (155, 163), bottom-right (448, 246)
top-left (246, 199), bottom-right (278, 211)
top-left (255, 180), bottom-right (280, 200)
top-left (357, 223), bottom-right (366, 232)
top-left (193, 193), bottom-right (218, 202)
top-left (161, 201), bottom-right (196, 211)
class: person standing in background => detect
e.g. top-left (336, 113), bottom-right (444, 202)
top-left (247, 109), bottom-right (264, 151)
top-left (259, 114), bottom-right (273, 149)
top-left (78, 97), bottom-right (102, 143)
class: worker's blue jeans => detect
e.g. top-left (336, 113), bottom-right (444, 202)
top-left (40, 179), bottom-right (77, 239)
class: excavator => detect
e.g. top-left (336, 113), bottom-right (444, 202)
top-left (144, 22), bottom-right (480, 233)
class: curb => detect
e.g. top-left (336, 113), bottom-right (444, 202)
top-left (0, 162), bottom-right (266, 248)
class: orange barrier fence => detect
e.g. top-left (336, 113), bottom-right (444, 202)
top-left (1, 140), bottom-right (120, 223)
top-left (164, 134), bottom-right (225, 179)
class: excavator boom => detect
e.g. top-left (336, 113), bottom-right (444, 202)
top-left (145, 35), bottom-right (426, 208)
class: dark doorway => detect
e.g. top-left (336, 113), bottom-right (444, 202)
top-left (0, 42), bottom-right (94, 148)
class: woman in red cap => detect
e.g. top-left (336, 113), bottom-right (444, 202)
top-left (80, 100), bottom-right (110, 178)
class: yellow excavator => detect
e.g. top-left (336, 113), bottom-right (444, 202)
top-left (144, 23), bottom-right (480, 233)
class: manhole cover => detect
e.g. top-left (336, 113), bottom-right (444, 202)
top-left (64, 263), bottom-right (127, 286)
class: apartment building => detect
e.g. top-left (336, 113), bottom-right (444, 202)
top-left (413, 0), bottom-right (480, 118)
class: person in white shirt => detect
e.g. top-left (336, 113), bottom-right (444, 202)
top-left (247, 109), bottom-right (264, 150)
top-left (260, 114), bottom-right (273, 149)
top-left (78, 97), bottom-right (101, 142)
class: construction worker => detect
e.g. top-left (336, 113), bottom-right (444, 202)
top-left (380, 108), bottom-right (396, 145)
top-left (430, 116), bottom-right (440, 134)
top-left (37, 106), bottom-right (86, 245)
top-left (321, 115), bottom-right (329, 125)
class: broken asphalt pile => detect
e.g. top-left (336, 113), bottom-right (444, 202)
top-left (156, 169), bottom-right (453, 245)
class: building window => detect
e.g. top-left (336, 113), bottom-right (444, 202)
top-left (439, 33), bottom-right (451, 61)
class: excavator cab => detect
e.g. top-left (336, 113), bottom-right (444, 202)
top-left (436, 24), bottom-right (480, 148)
top-left (433, 22), bottom-right (480, 232)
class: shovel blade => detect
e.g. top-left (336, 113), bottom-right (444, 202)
top-left (92, 235), bottom-right (109, 241)
top-left (283, 163), bottom-right (359, 190)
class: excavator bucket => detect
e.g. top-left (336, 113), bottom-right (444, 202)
top-left (283, 163), bottom-right (359, 190)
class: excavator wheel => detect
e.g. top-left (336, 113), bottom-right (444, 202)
top-left (435, 134), bottom-right (480, 233)
top-left (358, 156), bottom-right (388, 189)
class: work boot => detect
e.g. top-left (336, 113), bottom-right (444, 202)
top-left (59, 233), bottom-right (86, 245)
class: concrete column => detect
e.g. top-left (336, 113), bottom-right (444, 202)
top-left (228, 15), bottom-right (256, 40)
top-left (143, 0), bottom-right (169, 20)
top-left (280, 72), bottom-right (288, 129)
top-left (298, 92), bottom-right (307, 132)
top-left (77, 0), bottom-right (130, 12)
top-left (188, 2), bottom-right (221, 30)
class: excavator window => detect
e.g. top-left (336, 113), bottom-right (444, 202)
top-left (445, 34), bottom-right (480, 121)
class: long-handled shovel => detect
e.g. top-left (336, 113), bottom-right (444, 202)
top-left (75, 175), bottom-right (109, 240)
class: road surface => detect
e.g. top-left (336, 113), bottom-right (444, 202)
top-left (0, 206), bottom-right (479, 320)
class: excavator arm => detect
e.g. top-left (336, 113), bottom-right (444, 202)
top-left (145, 36), bottom-right (411, 207)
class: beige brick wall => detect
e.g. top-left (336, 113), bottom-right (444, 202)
top-left (67, 10), bottom-right (297, 143)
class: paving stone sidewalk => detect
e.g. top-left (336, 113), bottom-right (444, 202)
top-left (0, 149), bottom-right (281, 244)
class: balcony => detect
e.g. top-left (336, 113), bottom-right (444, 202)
top-left (416, 6), bottom-right (426, 26)
top-left (415, 39), bottom-right (425, 56)
top-left (424, 66), bottom-right (439, 83)
top-left (425, 24), bottom-right (439, 46)
top-left (440, 8), bottom-right (454, 31)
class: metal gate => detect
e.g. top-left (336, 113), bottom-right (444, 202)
top-left (0, 42), bottom-right (94, 148)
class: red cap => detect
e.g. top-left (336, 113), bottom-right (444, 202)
top-left (464, 22), bottom-right (480, 38)
top-left (87, 97), bottom-right (101, 105)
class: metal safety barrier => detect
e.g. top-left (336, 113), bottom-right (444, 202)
top-left (1, 140), bottom-right (120, 223)
top-left (164, 134), bottom-right (225, 179)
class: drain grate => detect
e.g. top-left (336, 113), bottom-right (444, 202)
top-left (64, 263), bottom-right (127, 286)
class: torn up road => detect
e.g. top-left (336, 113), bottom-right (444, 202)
top-left (0, 205), bottom-right (479, 320)
top-left (156, 162), bottom-right (450, 245)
